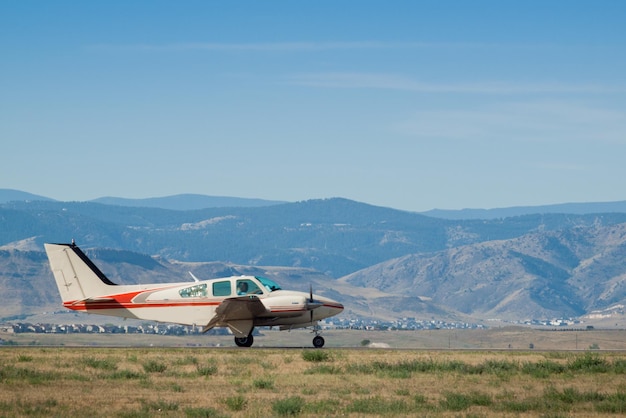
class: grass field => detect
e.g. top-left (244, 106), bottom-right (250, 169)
top-left (1, 334), bottom-right (626, 417)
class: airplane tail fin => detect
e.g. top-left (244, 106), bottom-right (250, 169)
top-left (44, 243), bottom-right (118, 303)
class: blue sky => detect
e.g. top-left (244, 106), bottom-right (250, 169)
top-left (2, 1), bottom-right (625, 211)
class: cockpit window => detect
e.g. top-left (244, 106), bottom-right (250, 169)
top-left (236, 279), bottom-right (262, 295)
top-left (256, 276), bottom-right (282, 292)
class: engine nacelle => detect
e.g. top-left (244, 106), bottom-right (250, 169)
top-left (261, 294), bottom-right (308, 318)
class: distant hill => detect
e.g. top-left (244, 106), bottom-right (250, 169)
top-left (340, 222), bottom-right (626, 321)
top-left (0, 189), bottom-right (55, 204)
top-left (4, 222), bottom-right (626, 323)
top-left (0, 189), bottom-right (284, 210)
top-left (422, 201), bottom-right (626, 220)
top-left (91, 194), bottom-right (286, 210)
top-left (4, 192), bottom-right (626, 323)
top-left (5, 188), bottom-right (626, 217)
top-left (3, 197), bottom-right (626, 278)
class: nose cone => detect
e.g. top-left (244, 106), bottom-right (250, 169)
top-left (314, 295), bottom-right (344, 320)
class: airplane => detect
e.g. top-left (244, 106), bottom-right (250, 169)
top-left (44, 242), bottom-right (344, 348)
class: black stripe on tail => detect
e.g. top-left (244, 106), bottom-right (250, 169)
top-left (61, 242), bottom-right (119, 286)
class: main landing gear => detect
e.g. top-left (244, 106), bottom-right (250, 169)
top-left (234, 332), bottom-right (254, 347)
top-left (232, 326), bottom-right (326, 348)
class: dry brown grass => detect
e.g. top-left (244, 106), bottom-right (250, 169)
top-left (1, 346), bottom-right (626, 417)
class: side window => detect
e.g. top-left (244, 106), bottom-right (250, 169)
top-left (179, 283), bottom-right (207, 298)
top-left (212, 281), bottom-right (231, 297)
top-left (236, 279), bottom-right (262, 295)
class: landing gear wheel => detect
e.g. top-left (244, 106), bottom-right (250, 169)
top-left (234, 333), bottom-right (254, 347)
top-left (312, 335), bottom-right (325, 348)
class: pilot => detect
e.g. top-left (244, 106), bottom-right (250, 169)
top-left (237, 281), bottom-right (248, 295)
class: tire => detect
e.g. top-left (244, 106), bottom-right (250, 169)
top-left (312, 335), bottom-right (325, 348)
top-left (234, 334), bottom-right (254, 347)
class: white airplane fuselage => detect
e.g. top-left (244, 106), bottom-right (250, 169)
top-left (62, 281), bottom-right (342, 328)
top-left (44, 243), bottom-right (344, 347)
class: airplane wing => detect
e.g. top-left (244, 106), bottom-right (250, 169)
top-left (202, 296), bottom-right (268, 337)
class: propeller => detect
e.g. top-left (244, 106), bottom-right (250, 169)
top-left (306, 283), bottom-right (323, 322)
top-left (309, 284), bottom-right (314, 322)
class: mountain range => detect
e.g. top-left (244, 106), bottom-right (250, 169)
top-left (2, 189), bottom-right (626, 325)
top-left (5, 188), bottom-right (626, 219)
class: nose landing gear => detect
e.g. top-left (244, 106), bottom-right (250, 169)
top-left (312, 335), bottom-right (325, 348)
top-left (311, 323), bottom-right (325, 348)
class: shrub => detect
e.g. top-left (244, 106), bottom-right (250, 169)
top-left (304, 365), bottom-right (343, 375)
top-left (595, 392), bottom-right (626, 414)
top-left (568, 353), bottom-right (608, 373)
top-left (82, 356), bottom-right (118, 371)
top-left (142, 360), bottom-right (167, 373)
top-left (272, 396), bottom-right (304, 416)
top-left (302, 350), bottom-right (331, 362)
top-left (224, 395), bottom-right (247, 411)
top-left (612, 358), bottom-right (626, 374)
top-left (347, 397), bottom-right (409, 414)
top-left (196, 364), bottom-right (218, 377)
top-left (16, 354), bottom-right (33, 362)
top-left (140, 399), bottom-right (178, 412)
top-left (303, 399), bottom-right (341, 414)
top-left (440, 391), bottom-right (492, 411)
top-left (107, 370), bottom-right (144, 380)
top-left (183, 406), bottom-right (225, 417)
top-left (253, 377), bottom-right (274, 389)
top-left (522, 360), bottom-right (565, 378)
top-left (174, 355), bottom-right (198, 365)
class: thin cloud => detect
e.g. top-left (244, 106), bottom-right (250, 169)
top-left (531, 161), bottom-right (588, 172)
top-left (288, 72), bottom-right (626, 95)
top-left (88, 40), bottom-right (514, 53)
top-left (395, 100), bottom-right (626, 144)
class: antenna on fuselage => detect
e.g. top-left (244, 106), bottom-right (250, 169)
top-left (188, 272), bottom-right (200, 282)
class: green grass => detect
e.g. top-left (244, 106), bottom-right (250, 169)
top-left (272, 396), bottom-right (305, 416)
top-left (16, 354), bottom-right (33, 362)
top-left (82, 356), bottom-right (119, 371)
top-left (252, 377), bottom-right (274, 389)
top-left (2, 347), bottom-right (626, 416)
top-left (440, 391), bottom-right (493, 411)
top-left (0, 365), bottom-right (59, 384)
top-left (345, 354), bottom-right (626, 378)
top-left (346, 397), bottom-right (411, 414)
top-left (141, 359), bottom-right (167, 373)
top-left (196, 363), bottom-right (218, 377)
top-left (301, 349), bottom-right (332, 362)
top-left (567, 352), bottom-right (609, 372)
top-left (183, 406), bottom-right (226, 417)
top-left (223, 395), bottom-right (247, 411)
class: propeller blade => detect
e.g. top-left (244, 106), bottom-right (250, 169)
top-left (310, 284), bottom-right (314, 322)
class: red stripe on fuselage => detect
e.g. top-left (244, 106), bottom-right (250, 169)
top-left (63, 300), bottom-right (221, 311)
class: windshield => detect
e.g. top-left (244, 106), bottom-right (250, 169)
top-left (256, 276), bottom-right (282, 292)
